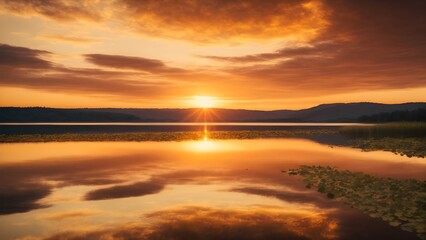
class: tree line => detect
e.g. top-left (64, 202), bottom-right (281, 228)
top-left (358, 108), bottom-right (426, 122)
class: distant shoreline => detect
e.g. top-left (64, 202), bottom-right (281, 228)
top-left (0, 122), bottom-right (369, 126)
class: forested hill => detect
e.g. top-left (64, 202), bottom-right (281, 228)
top-left (1, 102), bottom-right (425, 122)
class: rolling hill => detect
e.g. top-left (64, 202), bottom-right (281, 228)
top-left (1, 102), bottom-right (425, 122)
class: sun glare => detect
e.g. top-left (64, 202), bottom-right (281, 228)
top-left (193, 96), bottom-right (215, 108)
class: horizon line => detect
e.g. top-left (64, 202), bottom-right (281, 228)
top-left (0, 101), bottom-right (425, 112)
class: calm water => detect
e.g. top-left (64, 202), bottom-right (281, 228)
top-left (0, 126), bottom-right (424, 239)
top-left (0, 122), bottom-right (369, 135)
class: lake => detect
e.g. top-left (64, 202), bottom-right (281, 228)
top-left (0, 124), bottom-right (424, 240)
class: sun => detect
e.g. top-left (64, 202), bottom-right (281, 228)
top-left (193, 96), bottom-right (215, 108)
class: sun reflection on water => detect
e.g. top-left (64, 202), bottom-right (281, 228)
top-left (189, 123), bottom-right (216, 151)
top-left (186, 117), bottom-right (219, 152)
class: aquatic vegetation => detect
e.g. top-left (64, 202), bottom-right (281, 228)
top-left (340, 122), bottom-right (426, 138)
top-left (0, 129), bottom-right (336, 143)
top-left (340, 122), bottom-right (426, 158)
top-left (349, 137), bottom-right (426, 158)
top-left (285, 165), bottom-right (426, 239)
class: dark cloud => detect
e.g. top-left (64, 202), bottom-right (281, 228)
top-left (85, 179), bottom-right (165, 200)
top-left (0, 0), bottom-right (101, 22)
top-left (201, 42), bottom-right (341, 63)
top-left (0, 44), bottom-right (52, 69)
top-left (84, 54), bottom-right (185, 73)
top-left (0, 44), bottom-right (181, 97)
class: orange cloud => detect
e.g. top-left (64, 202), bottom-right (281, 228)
top-left (42, 34), bottom-right (98, 44)
top-left (1, 0), bottom-right (425, 108)
top-left (119, 0), bottom-right (329, 42)
top-left (0, 0), bottom-right (102, 22)
top-left (43, 209), bottom-right (100, 221)
top-left (0, 0), bottom-right (329, 43)
top-left (0, 44), bottom-right (185, 98)
top-left (201, 0), bottom-right (426, 96)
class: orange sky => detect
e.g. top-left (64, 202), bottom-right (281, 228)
top-left (0, 0), bottom-right (425, 110)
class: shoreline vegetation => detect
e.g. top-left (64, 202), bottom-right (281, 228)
top-left (339, 122), bottom-right (426, 138)
top-left (284, 165), bottom-right (426, 239)
top-left (339, 122), bottom-right (426, 158)
top-left (0, 129), bottom-right (336, 143)
top-left (1, 104), bottom-right (424, 123)
top-left (347, 138), bottom-right (426, 158)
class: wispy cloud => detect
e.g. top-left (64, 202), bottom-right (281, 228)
top-left (42, 34), bottom-right (98, 44)
top-left (43, 209), bottom-right (100, 221)
top-left (0, 44), bottom-right (186, 98)
top-left (84, 54), bottom-right (185, 73)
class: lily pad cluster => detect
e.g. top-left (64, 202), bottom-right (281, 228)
top-left (286, 165), bottom-right (426, 239)
top-left (349, 137), bottom-right (426, 158)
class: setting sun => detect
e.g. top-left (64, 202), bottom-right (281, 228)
top-left (193, 96), bottom-right (215, 108)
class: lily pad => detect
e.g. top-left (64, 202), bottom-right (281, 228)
top-left (286, 165), bottom-right (426, 239)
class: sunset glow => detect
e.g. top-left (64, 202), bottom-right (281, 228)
top-left (193, 96), bottom-right (215, 109)
top-left (1, 2), bottom-right (425, 239)
top-left (0, 0), bottom-right (425, 109)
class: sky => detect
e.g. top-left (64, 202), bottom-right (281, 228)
top-left (0, 0), bottom-right (425, 110)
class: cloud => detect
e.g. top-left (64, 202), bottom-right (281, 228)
top-left (85, 179), bottom-right (165, 200)
top-left (201, 42), bottom-right (340, 63)
top-left (2, 1), bottom-right (424, 104)
top-left (118, 0), bottom-right (328, 42)
top-left (0, 44), bottom-right (52, 69)
top-left (42, 34), bottom-right (98, 44)
top-left (0, 44), bottom-right (184, 98)
top-left (0, 69), bottom-right (167, 97)
top-left (1, 0), bottom-right (329, 43)
top-left (200, 0), bottom-right (426, 95)
top-left (0, 0), bottom-right (102, 22)
top-left (42, 206), bottom-right (337, 240)
top-left (84, 54), bottom-right (185, 73)
top-left (43, 209), bottom-right (100, 221)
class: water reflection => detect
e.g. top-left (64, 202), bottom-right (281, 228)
top-left (41, 206), bottom-right (339, 240)
top-left (0, 138), bottom-right (423, 239)
top-left (188, 123), bottom-right (217, 152)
